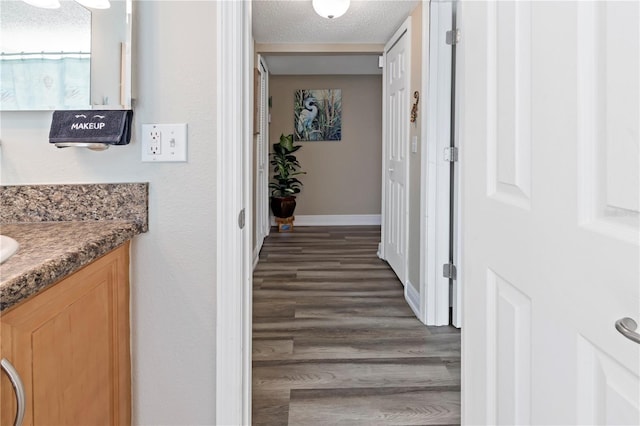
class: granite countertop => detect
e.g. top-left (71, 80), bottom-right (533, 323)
top-left (0, 221), bottom-right (143, 311)
top-left (0, 183), bottom-right (148, 312)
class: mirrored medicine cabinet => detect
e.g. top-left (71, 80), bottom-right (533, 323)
top-left (0, 0), bottom-right (132, 111)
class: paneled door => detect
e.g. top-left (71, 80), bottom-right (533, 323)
top-left (382, 18), bottom-right (411, 285)
top-left (459, 1), bottom-right (639, 424)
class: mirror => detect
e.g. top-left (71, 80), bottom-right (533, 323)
top-left (0, 0), bottom-right (132, 111)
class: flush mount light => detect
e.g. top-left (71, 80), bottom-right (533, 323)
top-left (21, 0), bottom-right (61, 9)
top-left (312, 0), bottom-right (350, 19)
top-left (74, 0), bottom-right (111, 9)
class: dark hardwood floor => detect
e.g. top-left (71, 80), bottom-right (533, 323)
top-left (252, 226), bottom-right (461, 425)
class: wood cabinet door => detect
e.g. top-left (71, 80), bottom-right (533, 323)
top-left (0, 243), bottom-right (130, 426)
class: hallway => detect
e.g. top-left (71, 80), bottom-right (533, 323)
top-left (252, 226), bottom-right (461, 425)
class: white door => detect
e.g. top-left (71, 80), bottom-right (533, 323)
top-left (255, 56), bottom-right (270, 257)
top-left (459, 1), bottom-right (639, 424)
top-left (382, 18), bottom-right (411, 285)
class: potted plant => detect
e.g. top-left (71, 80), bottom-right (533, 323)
top-left (270, 133), bottom-right (305, 218)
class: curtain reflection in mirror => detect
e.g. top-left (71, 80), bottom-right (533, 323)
top-left (1, 52), bottom-right (90, 110)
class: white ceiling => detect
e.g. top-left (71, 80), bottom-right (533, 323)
top-left (253, 0), bottom-right (419, 75)
top-left (253, 0), bottom-right (420, 44)
top-left (1, 0), bottom-right (90, 52)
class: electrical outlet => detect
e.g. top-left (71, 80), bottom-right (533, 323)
top-left (142, 123), bottom-right (187, 162)
top-left (148, 128), bottom-right (161, 155)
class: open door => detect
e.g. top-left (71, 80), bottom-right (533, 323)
top-left (381, 17), bottom-right (411, 285)
top-left (254, 55), bottom-right (270, 265)
top-left (459, 1), bottom-right (639, 423)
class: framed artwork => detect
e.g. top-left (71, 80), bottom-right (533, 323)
top-left (294, 89), bottom-right (342, 141)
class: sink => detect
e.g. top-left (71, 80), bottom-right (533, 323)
top-left (0, 235), bottom-right (19, 264)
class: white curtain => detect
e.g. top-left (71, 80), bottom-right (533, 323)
top-left (1, 55), bottom-right (90, 110)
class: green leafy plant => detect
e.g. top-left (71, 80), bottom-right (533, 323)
top-left (269, 133), bottom-right (306, 197)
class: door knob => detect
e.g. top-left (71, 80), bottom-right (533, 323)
top-left (615, 317), bottom-right (640, 344)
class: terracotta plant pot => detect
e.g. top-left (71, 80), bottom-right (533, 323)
top-left (271, 196), bottom-right (296, 218)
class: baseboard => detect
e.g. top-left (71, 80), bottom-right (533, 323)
top-left (252, 241), bottom-right (262, 270)
top-left (271, 214), bottom-right (381, 227)
top-left (405, 281), bottom-right (421, 319)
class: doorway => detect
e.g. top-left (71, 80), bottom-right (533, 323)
top-left (254, 2), bottom-right (459, 329)
top-left (244, 1), bottom-right (460, 424)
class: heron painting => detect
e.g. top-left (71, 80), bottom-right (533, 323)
top-left (294, 89), bottom-right (342, 141)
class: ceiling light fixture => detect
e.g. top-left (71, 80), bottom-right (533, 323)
top-left (312, 0), bottom-right (350, 19)
top-left (74, 0), bottom-right (111, 9)
top-left (21, 0), bottom-right (61, 9)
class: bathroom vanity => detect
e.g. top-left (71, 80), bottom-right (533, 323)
top-left (1, 243), bottom-right (130, 425)
top-left (0, 183), bottom-right (147, 426)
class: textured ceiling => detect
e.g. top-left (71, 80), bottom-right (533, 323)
top-left (253, 0), bottom-right (420, 44)
top-left (1, 0), bottom-right (90, 52)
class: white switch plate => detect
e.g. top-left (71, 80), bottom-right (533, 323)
top-left (141, 123), bottom-right (187, 162)
top-left (411, 135), bottom-right (418, 153)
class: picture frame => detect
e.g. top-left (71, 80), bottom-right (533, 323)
top-left (294, 89), bottom-right (342, 141)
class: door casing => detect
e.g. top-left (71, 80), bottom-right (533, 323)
top-left (215, 0), bottom-right (253, 424)
top-left (420, 0), bottom-right (457, 326)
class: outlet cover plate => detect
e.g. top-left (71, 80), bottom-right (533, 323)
top-left (142, 123), bottom-right (188, 162)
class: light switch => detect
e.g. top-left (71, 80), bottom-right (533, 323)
top-left (142, 123), bottom-right (187, 162)
top-left (411, 135), bottom-right (418, 153)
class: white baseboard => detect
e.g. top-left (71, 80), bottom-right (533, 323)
top-left (271, 214), bottom-right (381, 227)
top-left (252, 240), bottom-right (263, 270)
top-left (405, 281), bottom-right (421, 319)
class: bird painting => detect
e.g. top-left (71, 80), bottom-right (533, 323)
top-left (296, 97), bottom-right (318, 137)
top-left (294, 89), bottom-right (342, 141)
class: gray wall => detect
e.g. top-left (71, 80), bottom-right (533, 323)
top-left (0, 1), bottom-right (218, 423)
top-left (269, 74), bottom-right (382, 216)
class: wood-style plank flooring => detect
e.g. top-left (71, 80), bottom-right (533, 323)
top-left (252, 226), bottom-right (461, 425)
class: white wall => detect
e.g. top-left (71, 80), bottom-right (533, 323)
top-left (0, 1), bottom-right (218, 424)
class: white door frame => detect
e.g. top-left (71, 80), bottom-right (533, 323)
top-left (380, 16), bottom-right (411, 285)
top-left (451, 1), bottom-right (462, 328)
top-left (215, 0), bottom-right (253, 424)
top-left (419, 0), bottom-right (456, 326)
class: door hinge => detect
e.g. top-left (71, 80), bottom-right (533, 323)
top-left (378, 55), bottom-right (384, 68)
top-left (443, 263), bottom-right (457, 280)
top-left (444, 146), bottom-right (458, 162)
top-left (446, 29), bottom-right (461, 45)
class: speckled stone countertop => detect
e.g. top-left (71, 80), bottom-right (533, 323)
top-left (0, 183), bottom-right (148, 312)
